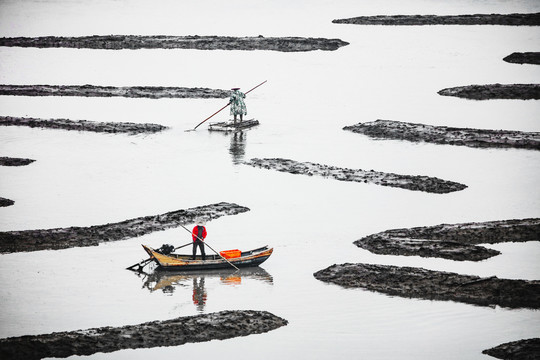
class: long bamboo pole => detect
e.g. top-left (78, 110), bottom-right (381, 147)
top-left (190, 80), bottom-right (267, 131)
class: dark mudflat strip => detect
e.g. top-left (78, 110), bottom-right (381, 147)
top-left (504, 52), bottom-right (540, 65)
top-left (0, 310), bottom-right (288, 360)
top-left (354, 218), bottom-right (540, 261)
top-left (0, 84), bottom-right (229, 99)
top-left (0, 202), bottom-right (249, 253)
top-left (244, 158), bottom-right (467, 194)
top-left (0, 157), bottom-right (35, 166)
top-left (0, 116), bottom-right (167, 135)
top-left (483, 338), bottom-right (540, 359)
top-left (438, 84), bottom-right (540, 100)
top-left (0, 198), bottom-right (14, 207)
top-left (0, 35), bottom-right (349, 52)
top-left (343, 120), bottom-right (540, 150)
top-left (314, 263), bottom-right (540, 309)
top-left (332, 13), bottom-right (540, 26)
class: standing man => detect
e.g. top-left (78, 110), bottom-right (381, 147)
top-left (191, 219), bottom-right (207, 260)
top-left (229, 87), bottom-right (247, 123)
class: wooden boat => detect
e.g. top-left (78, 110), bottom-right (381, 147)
top-left (142, 244), bottom-right (273, 271)
top-left (208, 118), bottom-right (259, 132)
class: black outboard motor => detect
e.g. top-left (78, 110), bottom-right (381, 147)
top-left (156, 244), bottom-right (175, 255)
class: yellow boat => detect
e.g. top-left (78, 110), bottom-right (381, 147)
top-left (142, 245), bottom-right (273, 271)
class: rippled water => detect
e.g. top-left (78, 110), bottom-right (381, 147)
top-left (1, 1), bottom-right (540, 359)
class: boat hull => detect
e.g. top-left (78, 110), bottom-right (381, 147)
top-left (143, 245), bottom-right (273, 271)
top-left (208, 119), bottom-right (259, 132)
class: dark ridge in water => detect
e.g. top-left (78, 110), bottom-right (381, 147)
top-left (0, 35), bottom-right (349, 52)
top-left (503, 52), bottom-right (540, 65)
top-left (0, 202), bottom-right (250, 253)
top-left (482, 338), bottom-right (540, 359)
top-left (244, 158), bottom-right (467, 194)
top-left (314, 263), bottom-right (540, 309)
top-left (0, 116), bottom-right (168, 135)
top-left (438, 84), bottom-right (540, 100)
top-left (343, 120), bottom-right (540, 150)
top-left (0, 157), bottom-right (35, 166)
top-left (0, 197), bottom-right (15, 207)
top-left (332, 13), bottom-right (540, 26)
top-left (0, 310), bottom-right (288, 360)
top-left (0, 84), bottom-right (230, 99)
top-left (354, 218), bottom-right (540, 261)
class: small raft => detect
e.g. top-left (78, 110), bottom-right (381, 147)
top-left (208, 118), bottom-right (259, 132)
top-left (142, 245), bottom-right (273, 271)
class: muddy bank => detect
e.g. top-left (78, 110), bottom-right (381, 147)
top-left (0, 198), bottom-right (14, 207)
top-left (0, 157), bottom-right (35, 166)
top-left (0, 84), bottom-right (229, 99)
top-left (503, 52), bottom-right (540, 65)
top-left (332, 13), bottom-right (540, 26)
top-left (244, 158), bottom-right (467, 194)
top-left (0, 35), bottom-right (349, 52)
top-left (1, 116), bottom-right (167, 135)
top-left (0, 310), bottom-right (288, 360)
top-left (0, 202), bottom-right (249, 253)
top-left (354, 218), bottom-right (540, 261)
top-left (483, 338), bottom-right (540, 359)
top-left (314, 263), bottom-right (540, 309)
top-left (438, 84), bottom-right (540, 100)
top-left (343, 120), bottom-right (540, 150)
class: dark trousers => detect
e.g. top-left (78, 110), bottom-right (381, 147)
top-left (192, 240), bottom-right (206, 260)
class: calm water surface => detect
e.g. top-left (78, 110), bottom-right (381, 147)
top-left (1, 1), bottom-right (539, 359)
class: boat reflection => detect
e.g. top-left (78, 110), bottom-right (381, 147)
top-left (140, 267), bottom-right (273, 311)
top-left (229, 131), bottom-right (246, 165)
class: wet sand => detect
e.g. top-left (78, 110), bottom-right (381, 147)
top-left (0, 310), bottom-right (288, 360)
top-left (438, 84), bottom-right (540, 100)
top-left (332, 13), bottom-right (540, 26)
top-left (343, 120), bottom-right (540, 150)
top-left (0, 202), bottom-right (249, 253)
top-left (1, 116), bottom-right (168, 135)
top-left (0, 157), bottom-right (35, 166)
top-left (482, 338), bottom-right (540, 359)
top-left (244, 158), bottom-right (467, 194)
top-left (0, 35), bottom-right (349, 52)
top-left (0, 84), bottom-right (229, 99)
top-left (354, 218), bottom-right (540, 261)
top-left (503, 52), bottom-right (540, 65)
top-left (314, 263), bottom-right (540, 309)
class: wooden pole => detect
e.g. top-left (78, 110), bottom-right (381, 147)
top-left (190, 80), bottom-right (267, 131)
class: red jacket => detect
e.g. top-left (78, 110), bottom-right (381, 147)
top-left (192, 225), bottom-right (207, 242)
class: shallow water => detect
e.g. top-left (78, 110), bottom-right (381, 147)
top-left (1, 0), bottom-right (540, 359)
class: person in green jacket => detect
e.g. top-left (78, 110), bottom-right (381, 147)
top-left (229, 87), bottom-right (247, 123)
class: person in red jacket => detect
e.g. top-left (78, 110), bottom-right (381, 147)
top-left (191, 219), bottom-right (207, 260)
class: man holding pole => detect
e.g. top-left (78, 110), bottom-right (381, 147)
top-left (230, 87), bottom-right (247, 123)
top-left (191, 219), bottom-right (207, 260)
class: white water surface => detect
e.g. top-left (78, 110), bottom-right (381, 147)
top-left (1, 1), bottom-right (539, 359)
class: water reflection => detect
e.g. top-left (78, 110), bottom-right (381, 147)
top-left (229, 131), bottom-right (246, 165)
top-left (139, 267), bottom-right (273, 312)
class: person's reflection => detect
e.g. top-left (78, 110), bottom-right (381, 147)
top-left (192, 277), bottom-right (207, 312)
top-left (229, 131), bottom-right (246, 164)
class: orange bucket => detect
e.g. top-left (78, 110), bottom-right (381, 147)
top-left (220, 249), bottom-right (241, 259)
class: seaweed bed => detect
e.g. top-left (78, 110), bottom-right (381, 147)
top-left (438, 84), bottom-right (540, 100)
top-left (0, 157), bottom-right (35, 166)
top-left (343, 120), bottom-right (540, 150)
top-left (0, 310), bottom-right (288, 360)
top-left (0, 198), bottom-right (14, 207)
top-left (0, 35), bottom-right (349, 52)
top-left (332, 13), bottom-right (540, 26)
top-left (0, 116), bottom-right (167, 135)
top-left (0, 84), bottom-right (230, 99)
top-left (0, 202), bottom-right (249, 253)
top-left (503, 52), bottom-right (540, 65)
top-left (244, 158), bottom-right (467, 194)
top-left (482, 338), bottom-right (540, 359)
top-left (314, 263), bottom-right (540, 309)
top-left (354, 218), bottom-right (540, 261)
